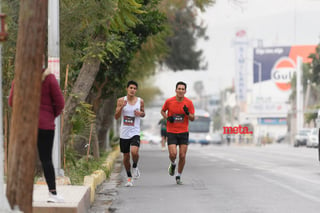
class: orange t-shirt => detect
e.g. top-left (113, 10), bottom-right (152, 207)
top-left (161, 96), bottom-right (195, 133)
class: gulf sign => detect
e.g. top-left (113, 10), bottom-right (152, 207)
top-left (253, 45), bottom-right (316, 91)
top-left (271, 57), bottom-right (295, 91)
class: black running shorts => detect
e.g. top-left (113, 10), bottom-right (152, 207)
top-left (120, 135), bottom-right (140, 153)
top-left (167, 132), bottom-right (189, 145)
top-left (161, 129), bottom-right (167, 137)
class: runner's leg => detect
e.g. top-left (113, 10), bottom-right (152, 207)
top-left (131, 145), bottom-right (139, 166)
top-left (177, 144), bottom-right (188, 174)
top-left (120, 138), bottom-right (132, 177)
top-left (121, 138), bottom-right (134, 186)
top-left (168, 144), bottom-right (177, 163)
top-left (123, 152), bottom-right (131, 176)
top-left (161, 136), bottom-right (165, 148)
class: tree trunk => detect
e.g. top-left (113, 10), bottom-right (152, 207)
top-left (62, 58), bottom-right (101, 153)
top-left (96, 95), bottom-right (118, 150)
top-left (92, 133), bottom-right (100, 160)
top-left (6, 1), bottom-right (47, 212)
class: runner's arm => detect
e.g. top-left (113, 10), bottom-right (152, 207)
top-left (187, 103), bottom-right (195, 121)
top-left (188, 113), bottom-right (195, 121)
top-left (138, 99), bottom-right (145, 117)
top-left (160, 109), bottom-right (168, 119)
top-left (114, 98), bottom-right (125, 120)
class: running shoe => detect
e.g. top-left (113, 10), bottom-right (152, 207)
top-left (133, 167), bottom-right (140, 179)
top-left (125, 178), bottom-right (133, 187)
top-left (47, 192), bottom-right (64, 203)
top-left (176, 176), bottom-right (183, 185)
top-left (168, 163), bottom-right (176, 176)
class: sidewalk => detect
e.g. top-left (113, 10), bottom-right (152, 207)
top-left (32, 147), bottom-right (120, 213)
top-left (32, 185), bottom-right (90, 213)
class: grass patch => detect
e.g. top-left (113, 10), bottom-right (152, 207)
top-left (65, 151), bottom-right (111, 185)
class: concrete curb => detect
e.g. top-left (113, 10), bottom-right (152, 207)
top-left (83, 146), bottom-right (120, 204)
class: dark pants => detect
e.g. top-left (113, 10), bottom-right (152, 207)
top-left (37, 129), bottom-right (56, 191)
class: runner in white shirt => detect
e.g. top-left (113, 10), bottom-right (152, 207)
top-left (115, 80), bottom-right (145, 187)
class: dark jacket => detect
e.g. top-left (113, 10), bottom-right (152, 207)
top-left (8, 68), bottom-right (65, 130)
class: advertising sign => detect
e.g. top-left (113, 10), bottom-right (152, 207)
top-left (259, 118), bottom-right (287, 125)
top-left (250, 45), bottom-right (316, 116)
top-left (253, 45), bottom-right (316, 89)
top-left (48, 57), bottom-right (60, 80)
top-left (234, 29), bottom-right (249, 102)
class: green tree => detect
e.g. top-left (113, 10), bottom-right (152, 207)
top-left (2, 0), bottom-right (216, 170)
top-left (60, 0), bottom-right (168, 158)
top-left (160, 0), bottom-right (214, 71)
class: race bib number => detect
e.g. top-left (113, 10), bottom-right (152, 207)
top-left (124, 116), bottom-right (135, 126)
top-left (173, 114), bottom-right (184, 123)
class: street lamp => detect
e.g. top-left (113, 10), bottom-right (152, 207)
top-left (253, 60), bottom-right (262, 97)
top-left (249, 59), bottom-right (262, 146)
top-left (243, 58), bottom-right (262, 145)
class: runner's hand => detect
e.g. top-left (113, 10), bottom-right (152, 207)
top-left (167, 116), bottom-right (175, 123)
top-left (122, 100), bottom-right (127, 108)
top-left (183, 105), bottom-right (189, 115)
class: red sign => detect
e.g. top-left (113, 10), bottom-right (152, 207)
top-left (271, 58), bottom-right (295, 91)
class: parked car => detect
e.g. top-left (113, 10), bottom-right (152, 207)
top-left (275, 134), bottom-right (286, 143)
top-left (306, 128), bottom-right (319, 148)
top-left (294, 128), bottom-right (312, 147)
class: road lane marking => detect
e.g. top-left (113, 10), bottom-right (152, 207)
top-left (255, 174), bottom-right (320, 203)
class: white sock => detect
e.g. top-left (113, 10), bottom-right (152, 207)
top-left (177, 173), bottom-right (181, 177)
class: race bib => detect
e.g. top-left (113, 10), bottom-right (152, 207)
top-left (124, 116), bottom-right (135, 126)
top-left (173, 114), bottom-right (184, 123)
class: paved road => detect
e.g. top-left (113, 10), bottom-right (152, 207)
top-left (90, 143), bottom-right (320, 213)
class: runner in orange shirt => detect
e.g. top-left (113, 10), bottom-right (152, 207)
top-left (160, 81), bottom-right (195, 184)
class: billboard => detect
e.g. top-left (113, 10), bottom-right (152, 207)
top-left (253, 45), bottom-right (316, 90)
top-left (249, 45), bottom-right (316, 116)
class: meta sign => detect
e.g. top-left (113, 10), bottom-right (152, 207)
top-left (253, 45), bottom-right (316, 91)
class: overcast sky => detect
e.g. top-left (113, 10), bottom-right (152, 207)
top-left (196, 0), bottom-right (320, 93)
top-left (152, 0), bottom-right (320, 99)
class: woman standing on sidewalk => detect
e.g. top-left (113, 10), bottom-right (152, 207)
top-left (9, 67), bottom-right (65, 203)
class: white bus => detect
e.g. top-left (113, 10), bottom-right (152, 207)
top-left (188, 109), bottom-right (221, 145)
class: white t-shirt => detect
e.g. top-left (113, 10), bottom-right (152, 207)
top-left (120, 96), bottom-right (141, 139)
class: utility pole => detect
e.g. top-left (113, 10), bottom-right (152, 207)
top-left (253, 61), bottom-right (262, 145)
top-left (221, 90), bottom-right (225, 129)
top-left (7, 1), bottom-right (47, 211)
top-left (48, 0), bottom-right (63, 176)
top-left (296, 56), bottom-right (303, 132)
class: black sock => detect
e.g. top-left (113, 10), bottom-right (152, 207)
top-left (133, 162), bottom-right (137, 168)
top-left (127, 171), bottom-right (132, 177)
top-left (50, 190), bottom-right (57, 195)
